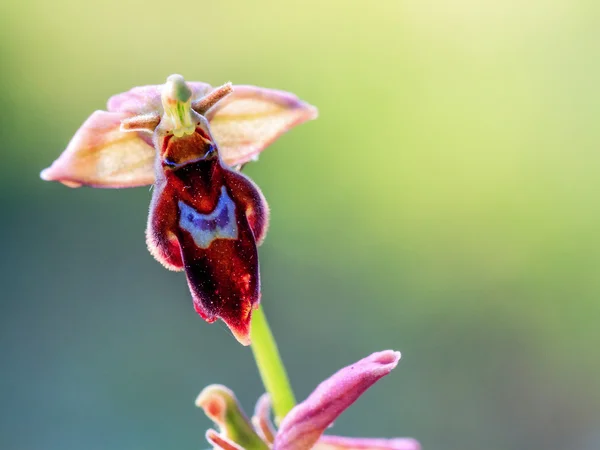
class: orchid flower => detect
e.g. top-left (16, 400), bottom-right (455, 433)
top-left (196, 351), bottom-right (420, 450)
top-left (41, 77), bottom-right (419, 449)
top-left (41, 75), bottom-right (317, 345)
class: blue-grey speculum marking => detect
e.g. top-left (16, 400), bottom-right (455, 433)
top-left (178, 186), bottom-right (238, 248)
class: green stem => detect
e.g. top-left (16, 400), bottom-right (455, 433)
top-left (250, 306), bottom-right (296, 424)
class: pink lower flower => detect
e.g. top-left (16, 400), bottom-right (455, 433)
top-left (196, 351), bottom-right (420, 450)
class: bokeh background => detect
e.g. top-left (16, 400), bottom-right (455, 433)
top-left (1, 1), bottom-right (599, 449)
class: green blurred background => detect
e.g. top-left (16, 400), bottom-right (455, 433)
top-left (1, 1), bottom-right (599, 449)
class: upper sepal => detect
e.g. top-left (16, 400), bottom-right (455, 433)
top-left (107, 81), bottom-right (213, 114)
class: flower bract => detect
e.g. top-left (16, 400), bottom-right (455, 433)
top-left (196, 351), bottom-right (420, 450)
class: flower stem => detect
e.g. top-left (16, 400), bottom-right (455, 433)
top-left (250, 306), bottom-right (296, 424)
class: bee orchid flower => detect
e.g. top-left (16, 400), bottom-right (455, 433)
top-left (41, 75), bottom-right (317, 345)
top-left (196, 350), bottom-right (420, 450)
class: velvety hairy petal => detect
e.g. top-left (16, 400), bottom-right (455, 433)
top-left (196, 385), bottom-right (269, 450)
top-left (207, 86), bottom-right (318, 168)
top-left (107, 82), bottom-right (213, 114)
top-left (40, 110), bottom-right (155, 188)
top-left (273, 351), bottom-right (401, 450)
top-left (315, 436), bottom-right (421, 450)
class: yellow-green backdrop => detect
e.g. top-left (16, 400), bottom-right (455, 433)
top-left (1, 1), bottom-right (599, 449)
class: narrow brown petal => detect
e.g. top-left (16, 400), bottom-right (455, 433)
top-left (120, 113), bottom-right (161, 132)
top-left (193, 83), bottom-right (234, 115)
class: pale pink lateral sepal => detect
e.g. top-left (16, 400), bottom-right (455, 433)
top-left (206, 86), bottom-right (318, 168)
top-left (40, 110), bottom-right (156, 188)
top-left (273, 351), bottom-right (401, 450)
